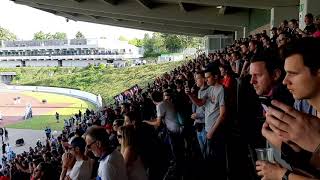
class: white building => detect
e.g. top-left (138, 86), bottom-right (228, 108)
top-left (0, 39), bottom-right (143, 68)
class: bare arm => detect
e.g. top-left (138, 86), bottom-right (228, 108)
top-left (15, 163), bottom-right (30, 173)
top-left (143, 118), bottom-right (161, 127)
top-left (208, 105), bottom-right (226, 136)
top-left (235, 62), bottom-right (240, 74)
top-left (59, 168), bottom-right (68, 180)
top-left (187, 93), bottom-right (206, 107)
top-left (123, 146), bottom-right (137, 168)
top-left (240, 61), bottom-right (249, 77)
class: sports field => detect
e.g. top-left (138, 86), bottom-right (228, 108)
top-left (0, 91), bottom-right (96, 130)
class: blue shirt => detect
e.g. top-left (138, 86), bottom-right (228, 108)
top-left (294, 99), bottom-right (317, 116)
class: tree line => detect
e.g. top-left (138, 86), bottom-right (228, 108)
top-left (128, 32), bottom-right (203, 57)
top-left (1, 26), bottom-right (203, 57)
top-left (0, 27), bottom-right (85, 42)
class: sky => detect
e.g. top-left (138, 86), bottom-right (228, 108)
top-left (0, 0), bottom-right (152, 41)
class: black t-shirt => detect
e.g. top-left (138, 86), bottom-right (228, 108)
top-left (304, 23), bottom-right (317, 35)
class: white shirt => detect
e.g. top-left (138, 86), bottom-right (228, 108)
top-left (97, 150), bottom-right (128, 180)
top-left (69, 159), bottom-right (94, 180)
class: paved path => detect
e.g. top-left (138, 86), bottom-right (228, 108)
top-left (1, 128), bottom-right (60, 155)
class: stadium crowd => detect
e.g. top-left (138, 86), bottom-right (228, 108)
top-left (1, 13), bottom-right (320, 180)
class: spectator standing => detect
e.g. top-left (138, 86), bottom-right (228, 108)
top-left (45, 127), bottom-right (51, 140)
top-left (4, 128), bottom-right (8, 141)
top-left (143, 90), bottom-right (184, 178)
top-left (78, 110), bottom-right (82, 122)
top-left (67, 137), bottom-right (94, 180)
top-left (186, 64), bottom-right (227, 179)
top-left (304, 13), bottom-right (317, 35)
top-left (0, 128), bottom-right (3, 143)
top-left (117, 125), bottom-right (147, 180)
top-left (1, 142), bottom-right (6, 154)
top-left (85, 127), bottom-right (128, 180)
top-left (189, 71), bottom-right (207, 158)
top-left (56, 112), bottom-right (60, 123)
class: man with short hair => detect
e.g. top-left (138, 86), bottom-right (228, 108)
top-left (249, 52), bottom-right (294, 172)
top-left (186, 65), bottom-right (226, 141)
top-left (304, 13), bottom-right (317, 35)
top-left (231, 51), bottom-right (243, 75)
top-left (186, 64), bottom-right (226, 178)
top-left (277, 33), bottom-right (290, 48)
top-left (67, 137), bottom-right (94, 180)
top-left (288, 19), bottom-right (301, 38)
top-left (143, 90), bottom-right (184, 176)
top-left (249, 53), bottom-right (294, 106)
top-left (190, 71), bottom-right (208, 158)
top-left (85, 127), bottom-right (127, 180)
top-left (240, 40), bottom-right (261, 77)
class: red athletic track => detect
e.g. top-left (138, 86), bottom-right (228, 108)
top-left (0, 92), bottom-right (72, 126)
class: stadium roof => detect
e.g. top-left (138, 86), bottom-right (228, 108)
top-left (12, 0), bottom-right (299, 36)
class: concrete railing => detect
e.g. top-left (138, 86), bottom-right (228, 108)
top-left (1, 85), bottom-right (103, 108)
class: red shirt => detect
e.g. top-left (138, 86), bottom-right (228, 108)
top-left (0, 176), bottom-right (10, 180)
top-left (221, 76), bottom-right (233, 89)
top-left (313, 31), bottom-right (320, 38)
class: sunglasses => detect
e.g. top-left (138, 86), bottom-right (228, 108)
top-left (86, 140), bottom-right (96, 149)
top-left (117, 134), bottom-right (122, 139)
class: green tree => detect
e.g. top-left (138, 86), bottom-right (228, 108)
top-left (118, 35), bottom-right (128, 41)
top-left (142, 33), bottom-right (156, 57)
top-left (139, 32), bottom-right (203, 57)
top-left (75, 31), bottom-right (85, 39)
top-left (52, 32), bottom-right (67, 40)
top-left (161, 33), bottom-right (183, 52)
top-left (0, 27), bottom-right (17, 41)
top-left (180, 35), bottom-right (203, 48)
top-left (45, 33), bottom-right (53, 40)
top-left (33, 31), bottom-right (67, 40)
top-left (33, 31), bottom-right (47, 40)
top-left (128, 38), bottom-right (143, 47)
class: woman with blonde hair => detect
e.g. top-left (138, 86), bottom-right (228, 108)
top-left (117, 125), bottom-right (147, 180)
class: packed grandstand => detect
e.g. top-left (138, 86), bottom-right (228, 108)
top-left (0, 14), bottom-right (320, 180)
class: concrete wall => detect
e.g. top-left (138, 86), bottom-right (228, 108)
top-left (0, 61), bottom-right (21, 68)
top-left (62, 60), bottom-right (114, 67)
top-left (0, 60), bottom-right (118, 67)
top-left (2, 85), bottom-right (102, 108)
top-left (248, 9), bottom-right (270, 32)
top-left (25, 60), bottom-right (58, 67)
top-left (271, 6), bottom-right (298, 28)
top-left (250, 24), bottom-right (271, 35)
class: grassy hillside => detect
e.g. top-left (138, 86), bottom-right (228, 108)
top-left (0, 61), bottom-right (185, 104)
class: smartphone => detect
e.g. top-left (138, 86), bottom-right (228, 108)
top-left (258, 96), bottom-right (272, 108)
top-left (258, 96), bottom-right (284, 112)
